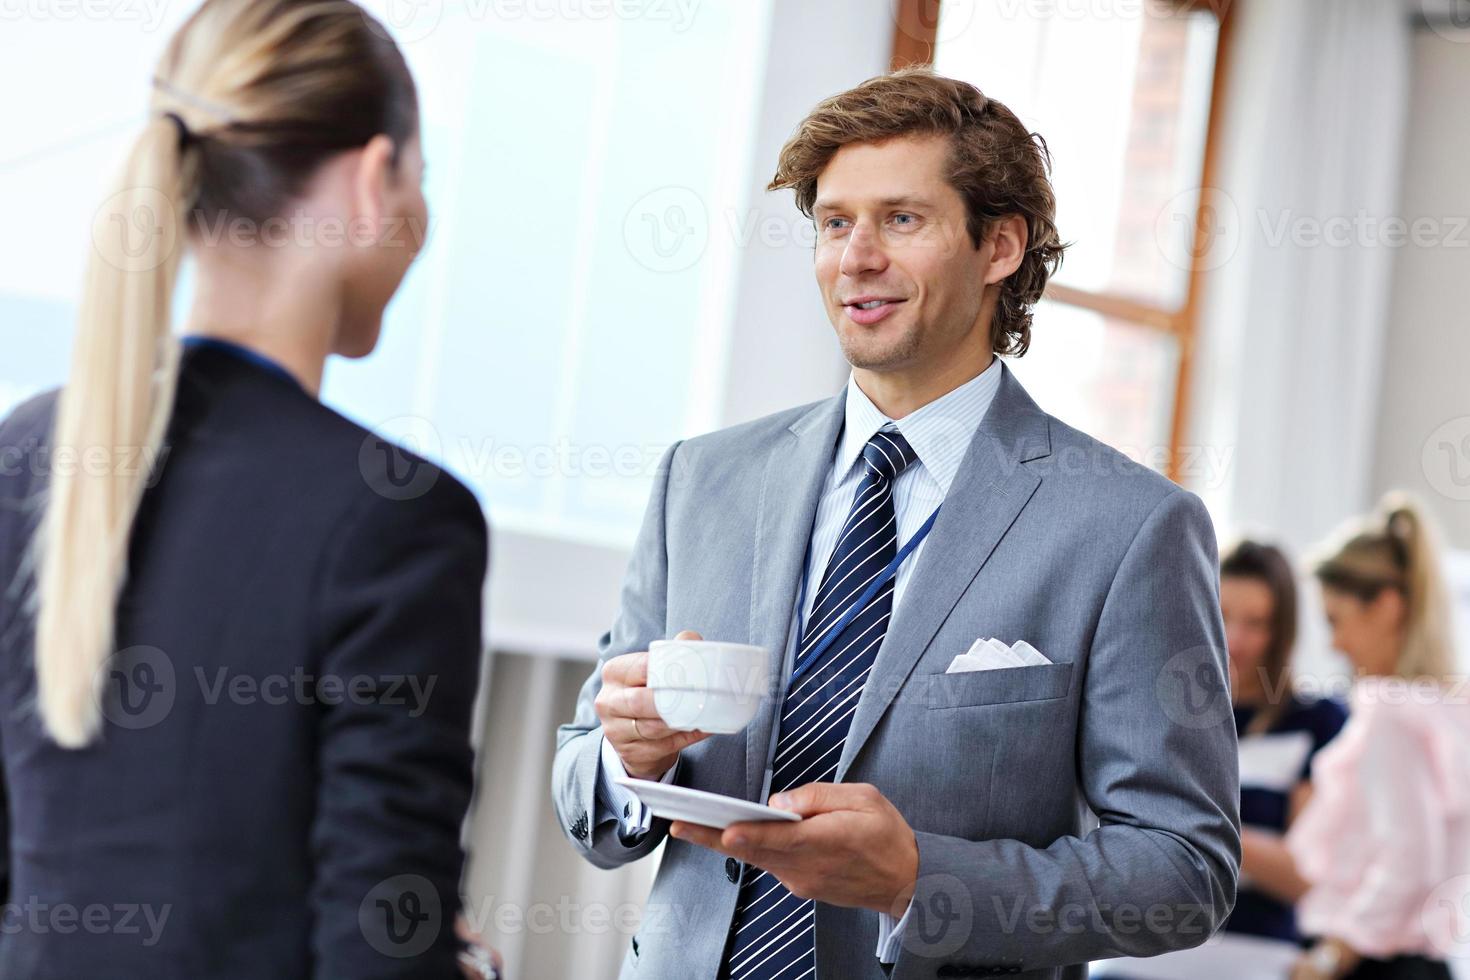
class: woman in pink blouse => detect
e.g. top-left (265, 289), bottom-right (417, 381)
top-left (1285, 493), bottom-right (1470, 980)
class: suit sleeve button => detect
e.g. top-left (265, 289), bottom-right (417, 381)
top-left (725, 857), bottom-right (740, 882)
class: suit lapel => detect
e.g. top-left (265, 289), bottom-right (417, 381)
top-left (838, 364), bottom-right (1053, 779)
top-left (744, 393), bottom-right (846, 802)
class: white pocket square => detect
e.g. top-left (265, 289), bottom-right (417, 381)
top-left (946, 638), bottom-right (1052, 673)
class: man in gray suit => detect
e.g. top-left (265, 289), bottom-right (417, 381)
top-left (553, 68), bottom-right (1239, 980)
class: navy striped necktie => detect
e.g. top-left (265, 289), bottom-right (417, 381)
top-left (721, 427), bottom-right (918, 980)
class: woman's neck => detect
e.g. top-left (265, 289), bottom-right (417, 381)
top-left (184, 252), bottom-right (338, 396)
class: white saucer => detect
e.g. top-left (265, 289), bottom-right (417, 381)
top-left (614, 776), bottom-right (802, 828)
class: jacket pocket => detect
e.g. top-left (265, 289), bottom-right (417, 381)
top-left (922, 661), bottom-right (1073, 709)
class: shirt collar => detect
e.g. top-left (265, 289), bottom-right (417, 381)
top-left (837, 357), bottom-right (1003, 495)
top-left (181, 335), bottom-right (304, 392)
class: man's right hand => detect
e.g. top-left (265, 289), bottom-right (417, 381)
top-left (595, 629), bottom-right (713, 780)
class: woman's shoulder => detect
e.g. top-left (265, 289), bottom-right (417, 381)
top-left (1348, 675), bottom-right (1470, 734)
top-left (0, 387), bottom-right (60, 464)
top-left (0, 387), bottom-right (60, 541)
top-left (1312, 677), bottom-right (1470, 774)
top-left (177, 351), bottom-right (485, 533)
top-left (1340, 677), bottom-right (1470, 810)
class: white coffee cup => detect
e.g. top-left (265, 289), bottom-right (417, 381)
top-left (647, 639), bottom-right (771, 734)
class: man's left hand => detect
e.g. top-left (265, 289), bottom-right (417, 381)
top-left (669, 782), bottom-right (918, 916)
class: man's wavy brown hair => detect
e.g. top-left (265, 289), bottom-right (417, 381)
top-left (769, 67), bottom-right (1067, 357)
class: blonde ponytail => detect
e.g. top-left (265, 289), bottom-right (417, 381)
top-left (33, 116), bottom-right (194, 747)
top-left (1382, 494), bottom-right (1455, 682)
top-left (28, 0), bottom-right (421, 747)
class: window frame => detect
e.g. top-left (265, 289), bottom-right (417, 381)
top-left (892, 0), bottom-right (1236, 485)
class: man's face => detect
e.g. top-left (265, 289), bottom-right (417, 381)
top-left (812, 134), bottom-right (993, 374)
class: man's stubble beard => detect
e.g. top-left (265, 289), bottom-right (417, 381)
top-left (836, 321), bottom-right (925, 372)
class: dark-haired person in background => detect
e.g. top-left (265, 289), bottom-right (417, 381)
top-left (1224, 542), bottom-right (1346, 945)
top-left (1094, 540), bottom-right (1346, 980)
top-left (0, 2), bottom-right (492, 976)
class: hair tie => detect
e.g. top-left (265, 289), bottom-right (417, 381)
top-left (1386, 510), bottom-right (1416, 569)
top-left (150, 76), bottom-right (238, 126)
top-left (1387, 508), bottom-right (1413, 537)
top-left (162, 111), bottom-right (192, 151)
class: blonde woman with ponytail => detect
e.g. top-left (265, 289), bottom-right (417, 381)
top-left (0, 2), bottom-right (495, 977)
top-left (1283, 494), bottom-right (1470, 980)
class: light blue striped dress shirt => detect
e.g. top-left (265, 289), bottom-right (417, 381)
top-left (596, 356), bottom-right (1003, 962)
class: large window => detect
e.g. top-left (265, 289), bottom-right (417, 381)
top-left (897, 0), bottom-right (1231, 483)
top-left (0, 1), bottom-right (774, 548)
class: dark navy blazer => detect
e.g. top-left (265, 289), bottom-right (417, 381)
top-left (0, 343), bottom-right (488, 978)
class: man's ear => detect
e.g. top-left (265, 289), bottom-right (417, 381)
top-left (351, 134), bottom-right (398, 242)
top-left (981, 214), bottom-right (1029, 286)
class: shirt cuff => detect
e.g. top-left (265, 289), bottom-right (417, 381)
top-left (876, 898), bottom-right (916, 964)
top-left (594, 732), bottom-right (675, 840)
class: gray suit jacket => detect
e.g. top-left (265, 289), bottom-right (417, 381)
top-left (552, 363), bottom-right (1239, 980)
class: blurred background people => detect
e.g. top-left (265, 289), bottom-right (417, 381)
top-left (0, 1), bottom-right (491, 976)
top-left (1091, 539), bottom-right (1349, 980)
top-left (1284, 495), bottom-right (1470, 980)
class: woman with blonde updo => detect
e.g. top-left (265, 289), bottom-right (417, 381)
top-left (1286, 494), bottom-right (1470, 980)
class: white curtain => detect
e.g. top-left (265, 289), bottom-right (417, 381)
top-left (464, 650), bottom-right (657, 980)
top-left (1186, 0), bottom-right (1417, 682)
top-left (1189, 0), bottom-right (1413, 557)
